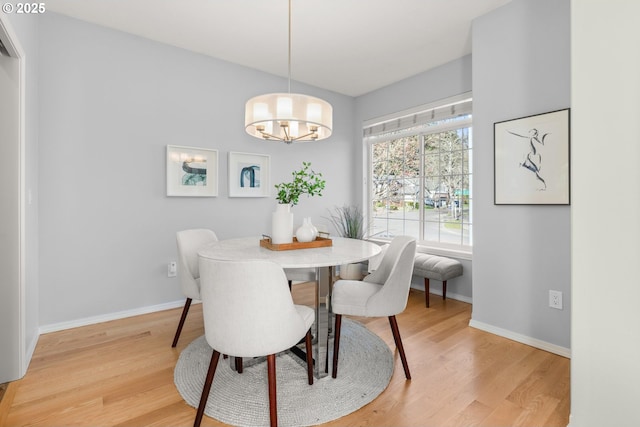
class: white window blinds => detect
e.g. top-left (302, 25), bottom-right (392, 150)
top-left (363, 94), bottom-right (472, 139)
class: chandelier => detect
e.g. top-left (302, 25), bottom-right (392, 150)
top-left (244, 0), bottom-right (333, 143)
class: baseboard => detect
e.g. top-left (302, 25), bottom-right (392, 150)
top-left (469, 319), bottom-right (571, 358)
top-left (39, 299), bottom-right (194, 334)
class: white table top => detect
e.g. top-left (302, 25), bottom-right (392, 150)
top-left (198, 236), bottom-right (381, 269)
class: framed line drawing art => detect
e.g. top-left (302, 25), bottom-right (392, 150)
top-left (228, 152), bottom-right (270, 198)
top-left (494, 108), bottom-right (570, 205)
top-left (166, 145), bottom-right (218, 197)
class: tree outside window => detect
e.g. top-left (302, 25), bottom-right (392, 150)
top-left (369, 119), bottom-right (472, 249)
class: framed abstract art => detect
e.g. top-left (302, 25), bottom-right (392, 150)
top-left (228, 152), bottom-right (271, 198)
top-left (494, 109), bottom-right (570, 205)
top-left (166, 145), bottom-right (218, 197)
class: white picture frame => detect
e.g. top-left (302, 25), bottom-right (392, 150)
top-left (228, 152), bottom-right (271, 198)
top-left (166, 145), bottom-right (218, 197)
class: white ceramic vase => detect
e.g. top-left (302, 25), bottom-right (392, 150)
top-left (272, 204), bottom-right (294, 244)
top-left (308, 218), bottom-right (318, 240)
top-left (295, 217), bottom-right (316, 243)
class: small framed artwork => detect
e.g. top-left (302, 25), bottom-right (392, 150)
top-left (494, 108), bottom-right (570, 205)
top-left (166, 145), bottom-right (218, 197)
top-left (228, 152), bottom-right (270, 198)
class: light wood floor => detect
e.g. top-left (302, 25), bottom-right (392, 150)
top-left (2, 284), bottom-right (570, 427)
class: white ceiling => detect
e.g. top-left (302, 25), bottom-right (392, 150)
top-left (45, 0), bottom-right (511, 97)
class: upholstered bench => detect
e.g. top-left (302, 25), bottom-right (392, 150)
top-left (413, 253), bottom-right (463, 308)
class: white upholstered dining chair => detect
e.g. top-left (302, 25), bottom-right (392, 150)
top-left (194, 258), bottom-right (315, 427)
top-left (172, 229), bottom-right (219, 348)
top-left (173, 230), bottom-right (315, 348)
top-left (331, 235), bottom-right (416, 380)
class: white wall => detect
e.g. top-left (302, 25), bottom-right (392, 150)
top-left (37, 13), bottom-right (356, 328)
top-left (571, 1), bottom-right (640, 425)
top-left (470, 0), bottom-right (571, 353)
top-left (354, 55), bottom-right (474, 301)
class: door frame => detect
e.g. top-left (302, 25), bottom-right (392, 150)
top-left (0, 14), bottom-right (27, 379)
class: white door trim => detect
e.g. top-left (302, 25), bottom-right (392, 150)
top-left (0, 13), bottom-right (27, 379)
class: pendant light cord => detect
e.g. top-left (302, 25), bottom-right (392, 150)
top-left (288, 0), bottom-right (292, 94)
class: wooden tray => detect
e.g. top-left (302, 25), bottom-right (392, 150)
top-left (260, 236), bottom-right (333, 251)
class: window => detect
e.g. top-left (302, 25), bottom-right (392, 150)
top-left (365, 95), bottom-right (472, 252)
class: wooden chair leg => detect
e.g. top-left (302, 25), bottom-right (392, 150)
top-left (305, 330), bottom-right (314, 385)
top-left (235, 357), bottom-right (243, 373)
top-left (194, 350), bottom-right (220, 427)
top-left (267, 354), bottom-right (278, 427)
top-left (388, 315), bottom-right (411, 380)
top-left (442, 280), bottom-right (447, 300)
top-left (424, 278), bottom-right (430, 308)
top-left (172, 298), bottom-right (192, 347)
top-left (332, 314), bottom-right (342, 379)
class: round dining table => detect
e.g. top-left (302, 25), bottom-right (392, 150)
top-left (198, 236), bottom-right (382, 378)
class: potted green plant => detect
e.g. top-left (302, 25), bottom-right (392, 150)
top-left (326, 205), bottom-right (366, 239)
top-left (274, 161), bottom-right (326, 206)
top-left (272, 162), bottom-right (326, 244)
top-left (326, 205), bottom-right (367, 279)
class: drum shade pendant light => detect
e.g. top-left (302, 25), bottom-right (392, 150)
top-left (244, 0), bottom-right (332, 143)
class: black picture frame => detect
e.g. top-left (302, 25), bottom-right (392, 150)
top-left (494, 108), bottom-right (570, 205)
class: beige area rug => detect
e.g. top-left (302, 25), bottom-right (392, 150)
top-left (174, 318), bottom-right (393, 426)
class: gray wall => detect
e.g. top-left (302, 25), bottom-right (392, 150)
top-left (38, 13), bottom-right (356, 327)
top-left (20, 3), bottom-right (640, 423)
top-left (27, 0), bottom-right (570, 353)
top-left (354, 56), bottom-right (474, 302)
top-left (471, 0), bottom-right (571, 350)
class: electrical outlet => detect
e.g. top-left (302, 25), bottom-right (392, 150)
top-left (168, 261), bottom-right (177, 278)
top-left (549, 290), bottom-right (563, 309)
